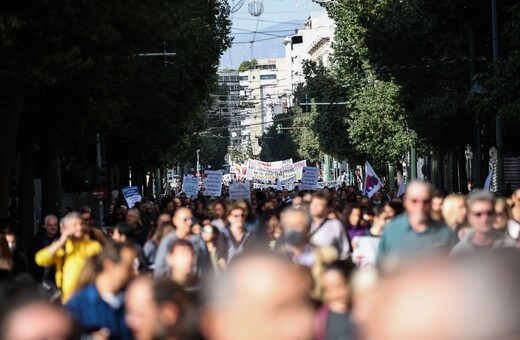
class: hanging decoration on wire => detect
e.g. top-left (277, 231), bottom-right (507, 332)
top-left (230, 0), bottom-right (245, 13)
top-left (248, 0), bottom-right (264, 17)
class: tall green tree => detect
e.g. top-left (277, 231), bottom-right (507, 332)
top-left (290, 105), bottom-right (323, 164)
top-left (0, 0), bottom-right (232, 223)
top-left (259, 114), bottom-right (300, 161)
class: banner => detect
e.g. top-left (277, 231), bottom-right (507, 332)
top-left (364, 162), bottom-right (382, 198)
top-left (317, 180), bottom-right (343, 189)
top-left (121, 186), bottom-right (142, 208)
top-left (246, 158), bottom-right (293, 181)
top-left (352, 236), bottom-right (381, 270)
top-left (302, 166), bottom-right (319, 191)
top-left (253, 182), bottom-right (296, 190)
top-left (182, 175), bottom-right (200, 197)
top-left (293, 160), bottom-right (307, 180)
top-left (229, 181), bottom-right (251, 202)
top-left (397, 178), bottom-right (406, 198)
top-left (203, 170), bottom-right (223, 197)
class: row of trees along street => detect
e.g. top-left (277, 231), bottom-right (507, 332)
top-left (0, 0), bottom-right (232, 250)
top-left (260, 0), bottom-right (520, 193)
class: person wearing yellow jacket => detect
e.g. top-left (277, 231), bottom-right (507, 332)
top-left (35, 212), bottom-right (102, 303)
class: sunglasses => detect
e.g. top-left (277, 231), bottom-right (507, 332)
top-left (409, 199), bottom-right (431, 205)
top-left (202, 227), bottom-right (214, 234)
top-left (471, 210), bottom-right (495, 218)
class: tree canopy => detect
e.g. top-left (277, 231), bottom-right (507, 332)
top-left (0, 0), bottom-right (232, 217)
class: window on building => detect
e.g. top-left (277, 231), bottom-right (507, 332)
top-left (260, 74), bottom-right (276, 80)
top-left (240, 76), bottom-right (248, 81)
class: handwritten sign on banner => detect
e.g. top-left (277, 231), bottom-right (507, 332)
top-left (301, 166), bottom-right (319, 191)
top-left (182, 175), bottom-right (200, 198)
top-left (229, 181), bottom-right (251, 202)
top-left (121, 186), bottom-right (142, 208)
top-left (352, 236), bottom-right (381, 270)
top-left (203, 171), bottom-right (223, 197)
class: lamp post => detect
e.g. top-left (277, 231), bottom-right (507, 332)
top-left (492, 0), bottom-right (504, 195)
top-left (196, 149), bottom-right (201, 174)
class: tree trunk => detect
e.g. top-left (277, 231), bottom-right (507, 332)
top-left (0, 111), bottom-right (21, 219)
top-left (41, 144), bottom-right (62, 217)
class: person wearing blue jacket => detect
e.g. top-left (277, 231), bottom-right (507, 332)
top-left (66, 241), bottom-right (137, 339)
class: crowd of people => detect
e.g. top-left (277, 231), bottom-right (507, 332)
top-left (1, 180), bottom-right (520, 339)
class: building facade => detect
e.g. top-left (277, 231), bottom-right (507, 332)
top-left (283, 12), bottom-right (335, 107)
top-left (238, 58), bottom-right (288, 157)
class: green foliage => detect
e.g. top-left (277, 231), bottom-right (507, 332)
top-left (474, 3), bottom-right (520, 122)
top-left (237, 59), bottom-right (257, 72)
top-left (320, 0), bottom-right (485, 158)
top-left (347, 79), bottom-right (413, 163)
top-left (0, 0), bottom-right (233, 171)
top-left (228, 145), bottom-right (251, 164)
top-left (295, 61), bottom-right (357, 161)
top-left (290, 105), bottom-right (323, 163)
top-left (259, 114), bottom-right (300, 161)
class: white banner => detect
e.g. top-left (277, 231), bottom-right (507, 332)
top-left (182, 175), bottom-right (200, 198)
top-left (253, 182), bottom-right (296, 190)
top-left (352, 236), bottom-right (381, 270)
top-left (229, 181), bottom-right (251, 202)
top-left (317, 180), bottom-right (343, 189)
top-left (302, 166), bottom-right (319, 191)
top-left (293, 160), bottom-right (307, 180)
top-left (203, 171), bottom-right (223, 197)
top-left (246, 158), bottom-right (293, 180)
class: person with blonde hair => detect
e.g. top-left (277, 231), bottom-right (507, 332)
top-left (441, 194), bottom-right (469, 240)
top-left (494, 197), bottom-right (519, 241)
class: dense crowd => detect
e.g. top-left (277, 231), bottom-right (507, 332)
top-left (1, 181), bottom-right (520, 340)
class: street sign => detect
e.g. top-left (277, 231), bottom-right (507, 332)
top-left (92, 187), bottom-right (107, 201)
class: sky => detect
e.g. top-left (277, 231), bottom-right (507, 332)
top-left (222, 0), bottom-right (326, 68)
top-left (229, 0), bottom-right (324, 31)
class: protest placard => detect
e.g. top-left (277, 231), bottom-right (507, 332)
top-left (203, 170), bottom-right (223, 197)
top-left (317, 180), bottom-right (343, 189)
top-left (229, 181), bottom-right (251, 202)
top-left (293, 160), bottom-right (307, 180)
top-left (182, 175), bottom-right (200, 197)
top-left (301, 166), bottom-right (319, 191)
top-left (121, 186), bottom-right (142, 208)
top-left (352, 236), bottom-right (381, 270)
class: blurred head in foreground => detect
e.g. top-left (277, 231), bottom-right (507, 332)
top-left (1, 299), bottom-right (76, 340)
top-left (365, 249), bottom-right (520, 340)
top-left (200, 251), bottom-right (315, 340)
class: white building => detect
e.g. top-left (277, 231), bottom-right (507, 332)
top-left (238, 58), bottom-right (288, 157)
top-left (283, 12), bottom-right (335, 106)
top-left (212, 71), bottom-right (242, 146)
